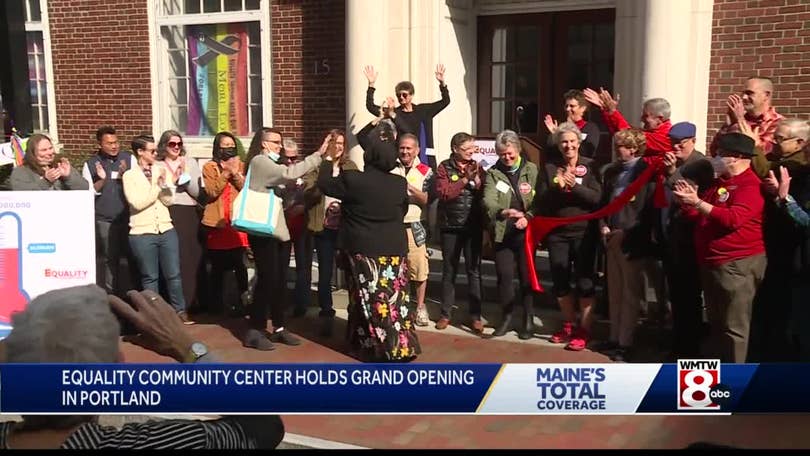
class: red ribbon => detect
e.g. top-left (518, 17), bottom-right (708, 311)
top-left (524, 158), bottom-right (665, 292)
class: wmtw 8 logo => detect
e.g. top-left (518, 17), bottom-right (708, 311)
top-left (677, 359), bottom-right (730, 410)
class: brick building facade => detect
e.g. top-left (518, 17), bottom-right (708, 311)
top-left (40, 0), bottom-right (346, 159)
top-left (0, 0), bottom-right (807, 164)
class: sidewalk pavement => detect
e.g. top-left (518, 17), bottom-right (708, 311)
top-left (118, 290), bottom-right (810, 450)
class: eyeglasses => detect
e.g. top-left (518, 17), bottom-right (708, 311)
top-left (167, 141), bottom-right (183, 148)
top-left (397, 92), bottom-right (410, 99)
top-left (265, 139), bottom-right (282, 145)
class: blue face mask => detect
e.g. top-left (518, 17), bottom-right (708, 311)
top-left (267, 151), bottom-right (280, 162)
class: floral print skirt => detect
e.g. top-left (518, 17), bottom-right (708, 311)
top-left (345, 254), bottom-right (421, 362)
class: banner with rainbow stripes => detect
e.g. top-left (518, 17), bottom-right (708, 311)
top-left (186, 23), bottom-right (249, 137)
top-left (0, 130), bottom-right (27, 167)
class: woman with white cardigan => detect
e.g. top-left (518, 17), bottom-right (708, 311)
top-left (122, 134), bottom-right (190, 323)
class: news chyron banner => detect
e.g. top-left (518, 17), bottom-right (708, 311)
top-left (0, 191), bottom-right (96, 338)
top-left (0, 361), bottom-right (807, 414)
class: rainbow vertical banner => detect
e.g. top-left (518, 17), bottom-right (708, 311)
top-left (186, 24), bottom-right (249, 136)
top-left (10, 129), bottom-right (25, 167)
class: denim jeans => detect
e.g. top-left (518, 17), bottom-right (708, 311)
top-left (129, 229), bottom-right (187, 312)
top-left (314, 229), bottom-right (338, 317)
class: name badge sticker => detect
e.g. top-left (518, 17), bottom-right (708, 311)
top-left (495, 181), bottom-right (511, 194)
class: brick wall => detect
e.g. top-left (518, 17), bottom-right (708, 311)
top-left (47, 0), bottom-right (345, 159)
top-left (271, 0), bottom-right (345, 154)
top-left (707, 0), bottom-right (810, 145)
top-left (48, 0), bottom-right (152, 159)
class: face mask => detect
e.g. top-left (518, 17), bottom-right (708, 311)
top-left (710, 156), bottom-right (729, 177)
top-left (267, 151), bottom-right (280, 162)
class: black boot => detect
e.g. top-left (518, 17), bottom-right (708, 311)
top-left (519, 305), bottom-right (534, 340)
top-left (493, 313), bottom-right (513, 337)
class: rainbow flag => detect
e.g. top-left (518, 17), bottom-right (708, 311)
top-left (10, 129), bottom-right (24, 167)
top-left (187, 24), bottom-right (249, 136)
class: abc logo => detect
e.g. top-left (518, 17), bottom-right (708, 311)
top-left (709, 384), bottom-right (732, 407)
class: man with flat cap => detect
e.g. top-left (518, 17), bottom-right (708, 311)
top-left (662, 122), bottom-right (715, 359)
top-left (672, 132), bottom-right (766, 363)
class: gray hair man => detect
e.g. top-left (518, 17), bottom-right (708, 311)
top-left (391, 133), bottom-right (435, 328)
top-left (583, 88), bottom-right (674, 156)
top-left (750, 117), bottom-right (809, 362)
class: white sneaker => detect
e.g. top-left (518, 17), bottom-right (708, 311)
top-left (415, 307), bottom-right (430, 327)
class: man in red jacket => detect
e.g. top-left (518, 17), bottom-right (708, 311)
top-left (671, 133), bottom-right (767, 363)
top-left (584, 88), bottom-right (672, 209)
top-left (583, 88), bottom-right (672, 156)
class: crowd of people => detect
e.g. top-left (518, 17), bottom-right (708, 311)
top-left (3, 68), bottom-right (808, 366)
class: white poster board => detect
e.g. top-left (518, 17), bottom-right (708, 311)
top-left (0, 191), bottom-right (96, 338)
top-left (473, 139), bottom-right (498, 170)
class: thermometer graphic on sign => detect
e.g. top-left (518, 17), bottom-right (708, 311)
top-left (0, 212), bottom-right (30, 324)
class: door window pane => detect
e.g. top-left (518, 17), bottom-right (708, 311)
top-left (203, 0), bottom-right (220, 13)
top-left (25, 31), bottom-right (48, 133)
top-left (491, 64), bottom-right (507, 98)
top-left (492, 28), bottom-right (507, 63)
top-left (224, 0), bottom-right (242, 11)
top-left (492, 100), bottom-right (519, 133)
top-left (514, 65), bottom-right (537, 98)
top-left (184, 0), bottom-right (201, 13)
top-left (511, 26), bottom-right (539, 61)
top-left (27, 0), bottom-right (41, 22)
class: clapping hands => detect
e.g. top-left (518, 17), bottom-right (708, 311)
top-left (672, 179), bottom-right (699, 206)
top-left (726, 94), bottom-right (746, 125)
top-left (765, 166), bottom-right (792, 200)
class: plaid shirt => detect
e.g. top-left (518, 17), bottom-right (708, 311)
top-left (710, 106), bottom-right (784, 156)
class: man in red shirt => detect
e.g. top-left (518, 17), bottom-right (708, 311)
top-left (672, 133), bottom-right (767, 363)
top-left (709, 76), bottom-right (784, 158)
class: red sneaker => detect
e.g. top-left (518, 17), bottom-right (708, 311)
top-left (549, 322), bottom-right (573, 344)
top-left (566, 328), bottom-right (590, 351)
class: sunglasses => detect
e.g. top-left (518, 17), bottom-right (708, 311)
top-left (167, 141), bottom-right (183, 148)
top-left (397, 92), bottom-right (410, 99)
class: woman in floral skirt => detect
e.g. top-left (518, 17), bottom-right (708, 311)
top-left (318, 116), bottom-right (420, 362)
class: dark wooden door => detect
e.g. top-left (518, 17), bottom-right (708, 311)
top-left (477, 9), bottom-right (615, 163)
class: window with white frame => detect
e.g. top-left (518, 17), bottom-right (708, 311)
top-left (153, 0), bottom-right (270, 140)
top-left (24, 0), bottom-right (53, 135)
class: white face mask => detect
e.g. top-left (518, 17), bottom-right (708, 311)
top-left (710, 156), bottom-right (729, 178)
